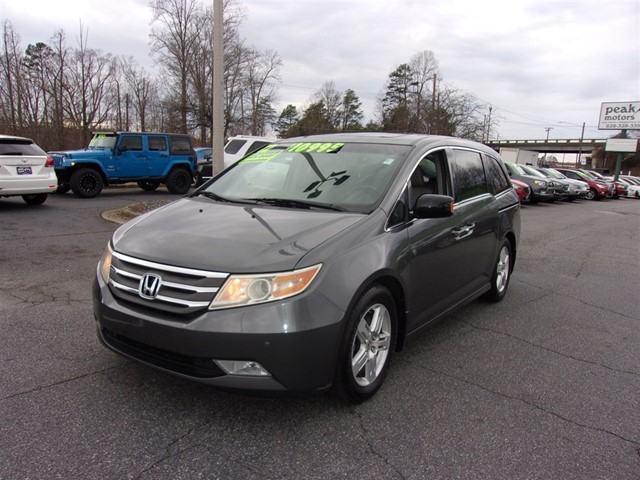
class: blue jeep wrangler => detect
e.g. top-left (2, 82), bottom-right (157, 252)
top-left (51, 132), bottom-right (198, 198)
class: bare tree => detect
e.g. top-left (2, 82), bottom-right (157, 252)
top-left (150, 0), bottom-right (202, 134)
top-left (63, 23), bottom-right (116, 144)
top-left (245, 48), bottom-right (281, 135)
top-left (313, 81), bottom-right (342, 129)
top-left (409, 50), bottom-right (439, 133)
top-left (121, 57), bottom-right (157, 132)
top-left (1, 21), bottom-right (24, 134)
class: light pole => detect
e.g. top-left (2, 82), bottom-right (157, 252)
top-left (558, 121), bottom-right (585, 167)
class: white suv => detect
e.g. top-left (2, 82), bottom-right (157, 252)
top-left (0, 134), bottom-right (57, 205)
top-left (196, 136), bottom-right (272, 181)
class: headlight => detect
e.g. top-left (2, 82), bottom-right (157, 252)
top-left (533, 180), bottom-right (546, 186)
top-left (98, 243), bottom-right (113, 284)
top-left (210, 264), bottom-right (322, 310)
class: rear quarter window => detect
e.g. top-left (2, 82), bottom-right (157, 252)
top-left (224, 139), bottom-right (247, 155)
top-left (484, 154), bottom-right (511, 195)
top-left (169, 136), bottom-right (193, 155)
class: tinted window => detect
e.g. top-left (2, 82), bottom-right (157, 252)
top-left (451, 149), bottom-right (488, 202)
top-left (169, 136), bottom-right (192, 154)
top-left (119, 136), bottom-right (143, 151)
top-left (246, 141), bottom-right (271, 155)
top-left (0, 138), bottom-right (45, 156)
top-left (225, 139), bottom-right (247, 155)
top-left (484, 155), bottom-right (510, 195)
top-left (148, 136), bottom-right (167, 151)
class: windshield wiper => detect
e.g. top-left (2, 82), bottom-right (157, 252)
top-left (249, 197), bottom-right (345, 211)
top-left (195, 191), bottom-right (260, 205)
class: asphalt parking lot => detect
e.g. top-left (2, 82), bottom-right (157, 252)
top-left (1, 188), bottom-right (639, 479)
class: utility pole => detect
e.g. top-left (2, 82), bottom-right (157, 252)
top-left (575, 122), bottom-right (585, 167)
top-left (543, 127), bottom-right (552, 164)
top-left (212, 0), bottom-right (225, 175)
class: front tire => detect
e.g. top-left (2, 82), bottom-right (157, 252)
top-left (70, 168), bottom-right (104, 198)
top-left (165, 168), bottom-right (192, 194)
top-left (585, 188), bottom-right (597, 201)
top-left (22, 193), bottom-right (48, 205)
top-left (483, 238), bottom-right (512, 302)
top-left (335, 285), bottom-right (397, 403)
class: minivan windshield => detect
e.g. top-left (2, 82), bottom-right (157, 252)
top-left (198, 142), bottom-right (411, 213)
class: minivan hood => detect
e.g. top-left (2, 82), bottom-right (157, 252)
top-left (113, 197), bottom-right (365, 273)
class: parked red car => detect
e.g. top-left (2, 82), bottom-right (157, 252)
top-left (554, 168), bottom-right (611, 200)
top-left (511, 179), bottom-right (531, 203)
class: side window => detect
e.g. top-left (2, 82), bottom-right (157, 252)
top-left (148, 136), bottom-right (167, 151)
top-left (451, 149), bottom-right (488, 202)
top-left (409, 149), bottom-right (448, 206)
top-left (169, 136), bottom-right (192, 155)
top-left (225, 139), bottom-right (247, 155)
top-left (484, 154), bottom-right (510, 195)
top-left (119, 136), bottom-right (143, 151)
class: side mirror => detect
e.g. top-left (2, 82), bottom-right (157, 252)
top-left (412, 194), bottom-right (454, 219)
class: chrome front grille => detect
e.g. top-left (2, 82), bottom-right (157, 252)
top-left (109, 251), bottom-right (229, 318)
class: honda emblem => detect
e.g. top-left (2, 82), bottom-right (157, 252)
top-left (139, 273), bottom-right (162, 299)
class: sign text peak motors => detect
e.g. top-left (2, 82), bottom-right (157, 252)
top-left (599, 101), bottom-right (640, 130)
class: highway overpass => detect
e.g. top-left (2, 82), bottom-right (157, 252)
top-left (486, 138), bottom-right (606, 154)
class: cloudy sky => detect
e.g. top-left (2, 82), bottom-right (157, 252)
top-left (2, 0), bottom-right (639, 140)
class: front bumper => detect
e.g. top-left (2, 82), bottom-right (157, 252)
top-left (93, 273), bottom-right (346, 394)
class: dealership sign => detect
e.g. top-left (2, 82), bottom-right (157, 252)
top-left (605, 138), bottom-right (639, 153)
top-left (599, 101), bottom-right (640, 130)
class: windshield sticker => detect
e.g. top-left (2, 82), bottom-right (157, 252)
top-left (286, 142), bottom-right (345, 154)
top-left (383, 158), bottom-right (395, 165)
top-left (240, 145), bottom-right (282, 163)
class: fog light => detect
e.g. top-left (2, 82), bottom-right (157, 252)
top-left (215, 360), bottom-right (271, 377)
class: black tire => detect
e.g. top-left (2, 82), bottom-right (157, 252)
top-left (335, 285), bottom-right (397, 403)
top-left (22, 193), bottom-right (48, 205)
top-left (55, 184), bottom-right (70, 194)
top-left (70, 168), bottom-right (104, 198)
top-left (165, 168), bottom-right (192, 194)
top-left (193, 171), bottom-right (204, 188)
top-left (483, 238), bottom-right (513, 302)
top-left (138, 180), bottom-right (160, 191)
top-left (585, 188), bottom-right (597, 201)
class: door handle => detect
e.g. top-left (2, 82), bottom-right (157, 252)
top-left (452, 222), bottom-right (475, 240)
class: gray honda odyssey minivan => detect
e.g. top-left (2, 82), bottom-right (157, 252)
top-left (93, 133), bottom-right (520, 402)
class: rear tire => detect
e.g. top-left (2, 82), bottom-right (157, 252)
top-left (483, 238), bottom-right (512, 302)
top-left (335, 285), bottom-right (397, 403)
top-left (70, 168), bottom-right (104, 198)
top-left (165, 168), bottom-right (192, 194)
top-left (22, 193), bottom-right (48, 205)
